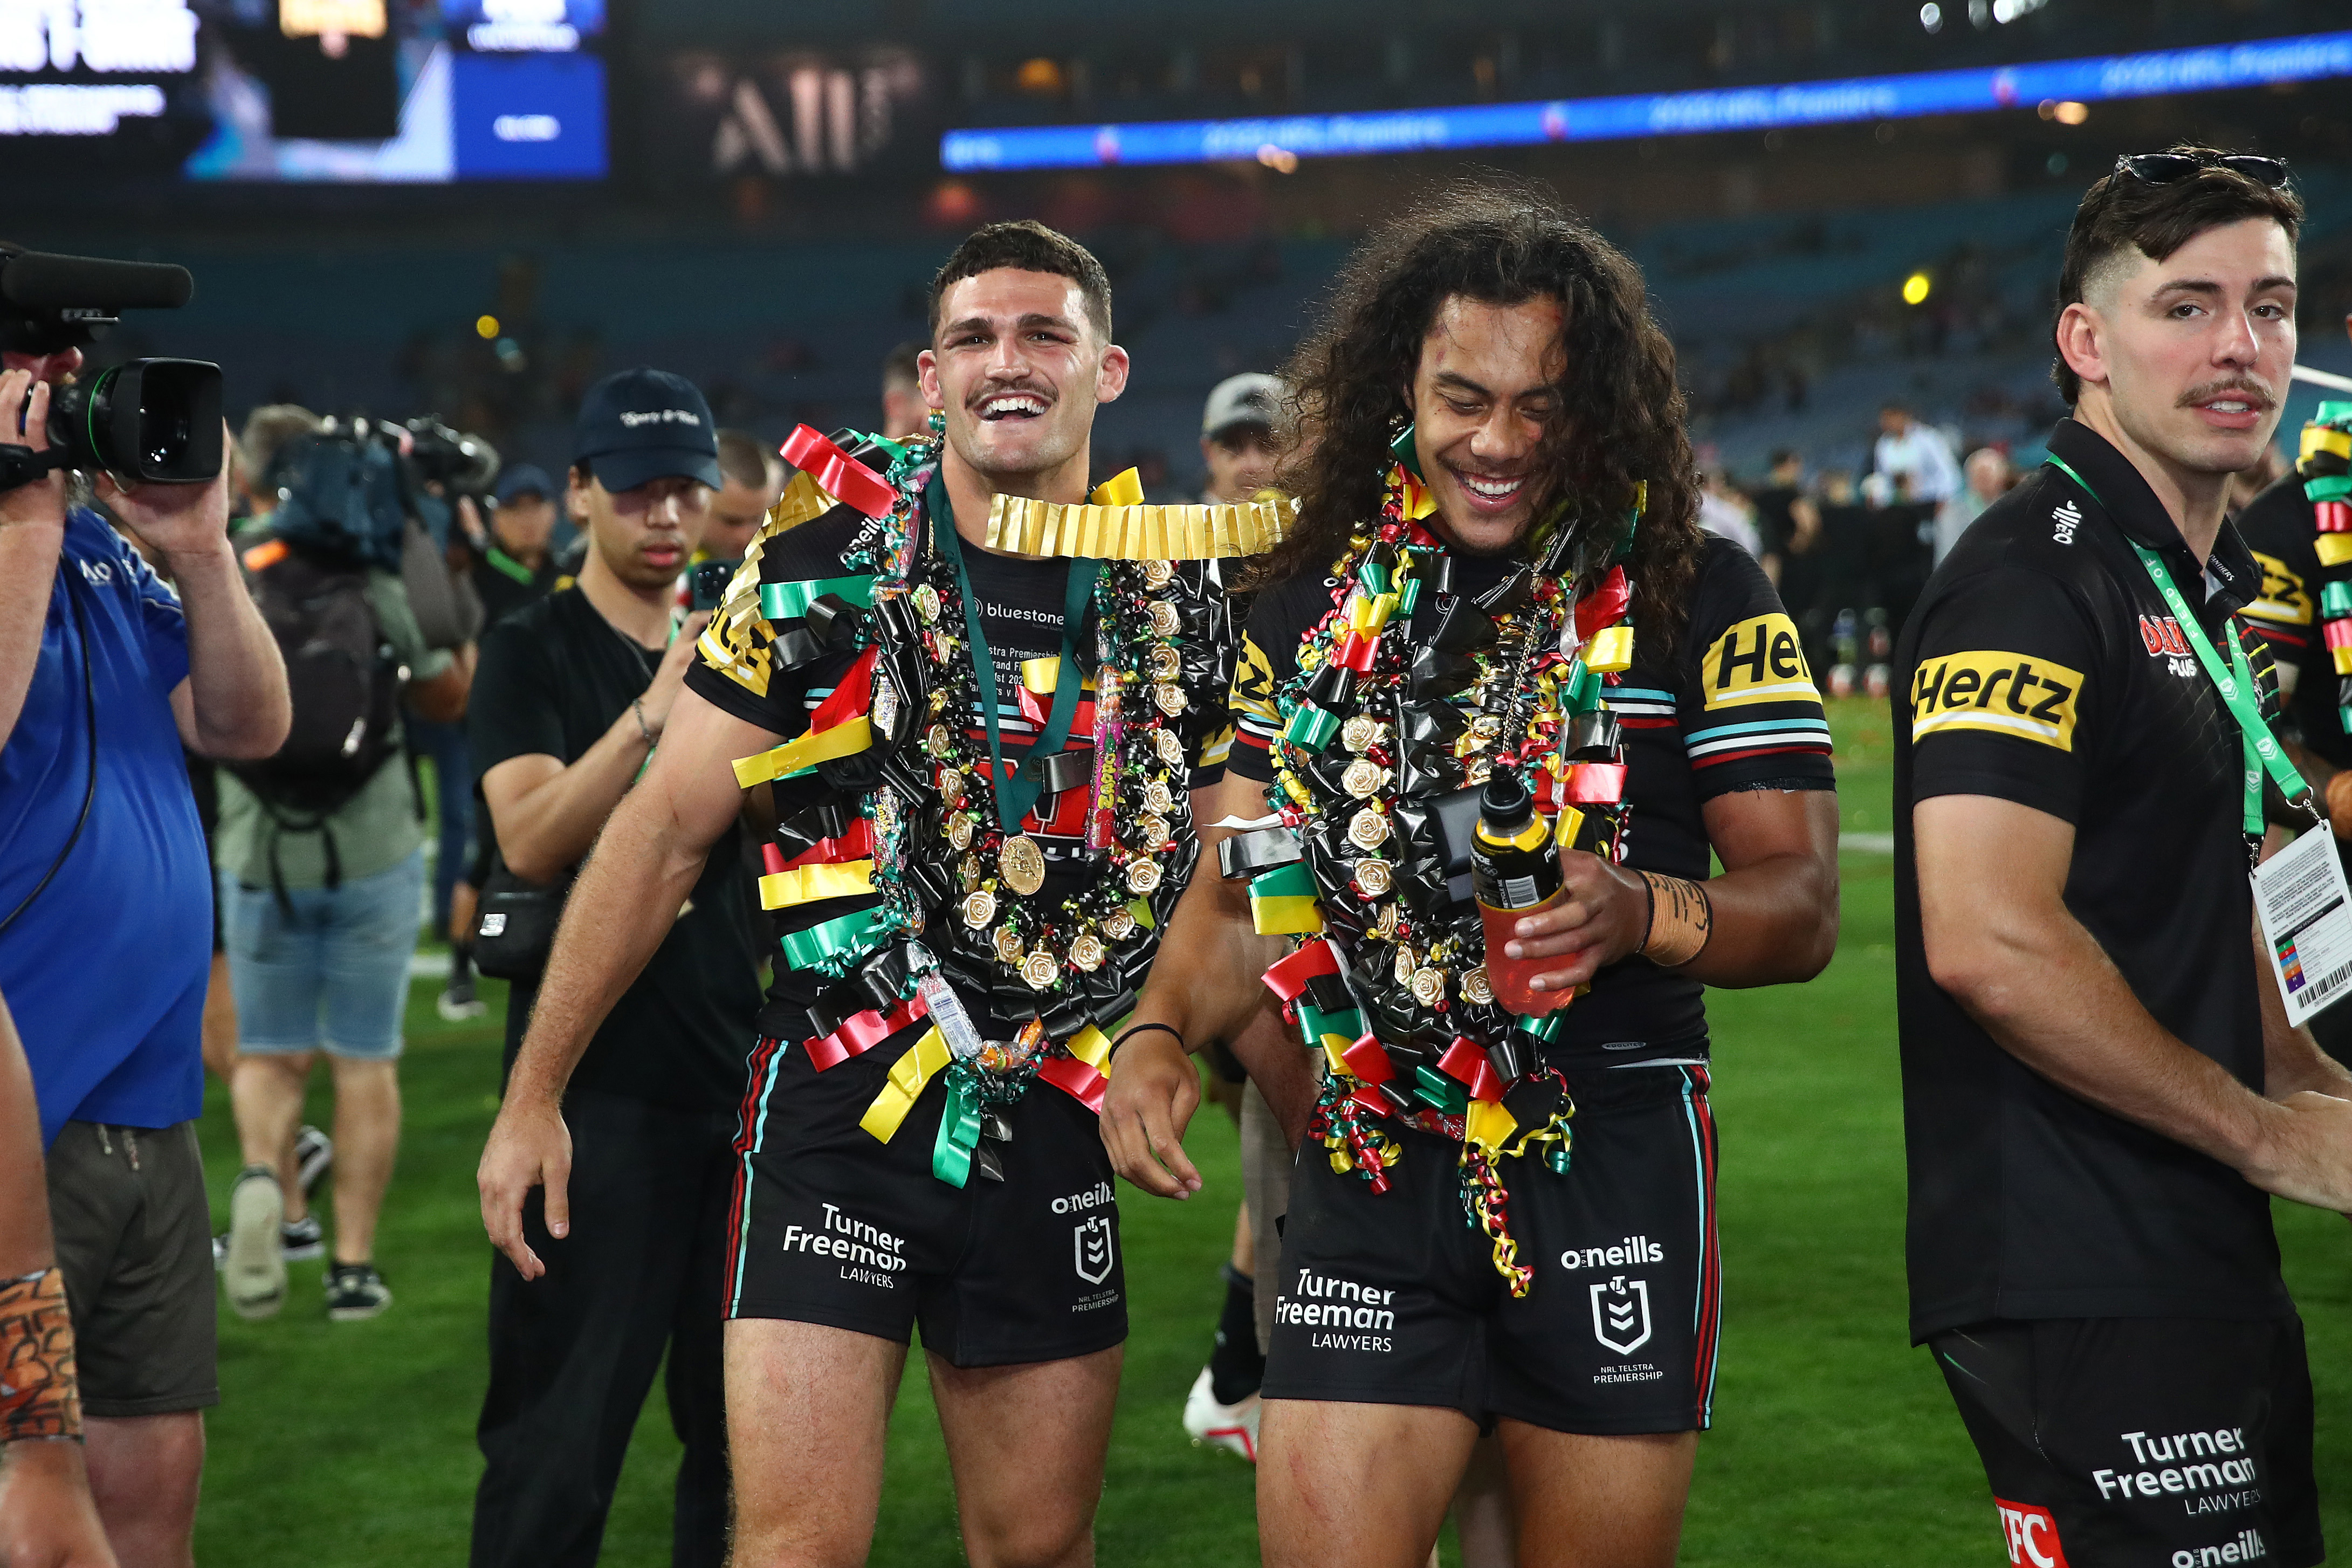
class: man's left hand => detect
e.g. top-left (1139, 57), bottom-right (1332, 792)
top-left (1500, 850), bottom-right (1651, 994)
top-left (96, 422), bottom-right (232, 563)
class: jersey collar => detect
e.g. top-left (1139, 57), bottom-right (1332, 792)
top-left (2044, 418), bottom-right (2260, 617)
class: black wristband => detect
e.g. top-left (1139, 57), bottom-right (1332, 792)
top-left (1110, 1022), bottom-right (1185, 1061)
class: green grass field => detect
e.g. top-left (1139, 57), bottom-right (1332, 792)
top-left (190, 699), bottom-right (2350, 1565)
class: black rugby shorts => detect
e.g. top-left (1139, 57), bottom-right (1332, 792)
top-left (1262, 1061), bottom-right (1720, 1435)
top-left (724, 1029), bottom-right (1126, 1369)
top-left (1933, 1316), bottom-right (2321, 1568)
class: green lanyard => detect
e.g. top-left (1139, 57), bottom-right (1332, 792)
top-left (484, 545), bottom-right (537, 586)
top-left (2045, 455), bottom-right (2309, 840)
top-left (925, 474), bottom-right (1099, 833)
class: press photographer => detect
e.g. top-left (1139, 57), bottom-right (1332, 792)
top-left (0, 245), bottom-right (290, 1568)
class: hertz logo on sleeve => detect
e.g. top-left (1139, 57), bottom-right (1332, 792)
top-left (1703, 613), bottom-right (1819, 709)
top-left (1910, 651), bottom-right (2084, 751)
top-left (2247, 549), bottom-right (2312, 627)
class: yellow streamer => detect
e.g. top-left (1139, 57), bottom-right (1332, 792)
top-left (1090, 469), bottom-right (1144, 507)
top-left (2321, 534), bottom-right (2352, 568)
top-left (2302, 425), bottom-right (2352, 463)
top-left (732, 717), bottom-right (872, 788)
top-left (1464, 1099), bottom-right (1519, 1153)
top-left (1066, 1024), bottom-right (1113, 1072)
top-left (1582, 625), bottom-right (1635, 674)
top-left (758, 859), bottom-right (876, 911)
top-left (859, 1026), bottom-right (951, 1144)
top-left (1020, 657), bottom-right (1097, 694)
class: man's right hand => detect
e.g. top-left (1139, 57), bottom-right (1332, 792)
top-left (1101, 1030), bottom-right (1205, 1199)
top-left (2243, 1090), bottom-right (2352, 1212)
top-left (0, 1440), bottom-right (119, 1568)
top-left (477, 1095), bottom-right (573, 1278)
top-left (0, 372), bottom-right (65, 532)
top-left (639, 609), bottom-right (712, 737)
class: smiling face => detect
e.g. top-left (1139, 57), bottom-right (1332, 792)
top-left (1407, 294), bottom-right (1567, 556)
top-left (569, 469), bottom-right (710, 592)
top-left (920, 268), bottom-right (1127, 490)
top-left (2059, 216), bottom-right (2298, 479)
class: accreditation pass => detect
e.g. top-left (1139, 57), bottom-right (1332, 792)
top-left (2254, 827), bottom-right (2352, 1028)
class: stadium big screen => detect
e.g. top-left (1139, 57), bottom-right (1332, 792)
top-left (0, 0), bottom-right (605, 182)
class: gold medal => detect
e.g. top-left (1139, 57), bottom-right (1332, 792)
top-left (994, 925), bottom-right (1026, 964)
top-left (947, 814), bottom-right (974, 851)
top-left (1134, 813), bottom-right (1169, 847)
top-left (1142, 779), bottom-right (1175, 815)
top-left (999, 834), bottom-right (1047, 897)
top-left (1149, 644), bottom-right (1182, 682)
top-left (1355, 858), bottom-right (1393, 897)
top-left (962, 890), bottom-right (996, 928)
top-left (1126, 859), bottom-right (1163, 895)
top-left (1340, 714), bottom-right (1381, 753)
top-left (1349, 807), bottom-right (1389, 850)
top-left (1154, 727), bottom-right (1187, 766)
top-left (1410, 967), bottom-right (1446, 1008)
top-left (1020, 950), bottom-right (1060, 991)
top-left (1140, 559), bottom-right (1175, 589)
top-left (1153, 683), bottom-right (1186, 716)
top-left (1342, 759), bottom-right (1386, 799)
top-left (914, 583), bottom-right (941, 624)
top-left (939, 768), bottom-right (965, 808)
top-left (1460, 966), bottom-right (1494, 1006)
top-left (1148, 601), bottom-right (1181, 637)
top-left (1069, 933), bottom-right (1106, 972)
top-left (1102, 907), bottom-right (1138, 941)
top-left (1470, 713), bottom-right (1502, 741)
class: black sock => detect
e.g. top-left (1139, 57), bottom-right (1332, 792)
top-left (449, 942), bottom-right (474, 987)
top-left (1206, 1261), bottom-right (1264, 1405)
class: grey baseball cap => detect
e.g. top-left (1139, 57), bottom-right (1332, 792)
top-left (1201, 372), bottom-right (1284, 439)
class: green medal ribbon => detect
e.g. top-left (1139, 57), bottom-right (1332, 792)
top-left (927, 476), bottom-right (1101, 833)
top-left (933, 1063), bottom-right (984, 1187)
top-left (2044, 456), bottom-right (2310, 840)
top-left (759, 575), bottom-right (875, 621)
top-left (780, 907), bottom-right (889, 974)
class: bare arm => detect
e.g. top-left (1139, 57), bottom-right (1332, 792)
top-left (1787, 495), bottom-right (1821, 554)
top-left (1505, 787), bottom-right (1841, 992)
top-left (477, 683), bottom-right (774, 1276)
top-left (0, 373), bottom-right (67, 751)
top-left (0, 994), bottom-right (120, 1568)
top-left (405, 643), bottom-right (474, 726)
top-left (479, 619), bottom-right (707, 884)
top-left (1101, 773), bottom-right (1295, 1199)
top-left (1918, 793), bottom-right (2352, 1210)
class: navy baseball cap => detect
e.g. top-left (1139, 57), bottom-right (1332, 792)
top-left (573, 367), bottom-right (723, 493)
top-left (494, 463), bottom-right (554, 505)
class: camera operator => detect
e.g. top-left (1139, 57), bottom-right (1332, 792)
top-left (215, 412), bottom-right (473, 1326)
top-left (0, 332), bottom-right (290, 1568)
top-left (474, 464), bottom-right (564, 630)
top-left (465, 369), bottom-right (759, 1568)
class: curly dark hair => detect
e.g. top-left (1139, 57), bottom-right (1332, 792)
top-left (1261, 178), bottom-right (1702, 657)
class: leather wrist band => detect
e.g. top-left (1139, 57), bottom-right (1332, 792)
top-left (1110, 1022), bottom-right (1185, 1061)
top-left (0, 1268), bottom-right (82, 1444)
top-left (1636, 871), bottom-right (1713, 967)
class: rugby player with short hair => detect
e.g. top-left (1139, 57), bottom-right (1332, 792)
top-left (1104, 181), bottom-right (1840, 1567)
top-left (479, 221), bottom-right (1242, 1566)
top-left (1896, 148), bottom-right (2352, 1567)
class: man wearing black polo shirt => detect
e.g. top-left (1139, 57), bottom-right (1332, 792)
top-left (1896, 149), bottom-right (2352, 1568)
top-left (465, 369), bottom-right (759, 1567)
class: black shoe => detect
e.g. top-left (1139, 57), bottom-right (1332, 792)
top-left (280, 1214), bottom-right (325, 1262)
top-left (324, 1262), bottom-right (392, 1322)
top-left (294, 1124), bottom-right (333, 1197)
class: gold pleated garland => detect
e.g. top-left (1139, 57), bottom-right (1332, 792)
top-left (984, 492), bottom-right (1294, 561)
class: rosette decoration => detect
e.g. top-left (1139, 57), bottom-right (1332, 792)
top-left (717, 426), bottom-right (1269, 1186)
top-left (1224, 443), bottom-right (1642, 1292)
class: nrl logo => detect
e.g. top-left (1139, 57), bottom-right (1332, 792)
top-left (1073, 1216), bottom-right (1115, 1285)
top-left (1590, 1275), bottom-right (1653, 1356)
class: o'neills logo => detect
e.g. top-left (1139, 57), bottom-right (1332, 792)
top-left (2174, 1530), bottom-right (2267, 1566)
top-left (1052, 1181), bottom-right (1112, 1215)
top-left (1560, 1234), bottom-right (1665, 1271)
top-left (1277, 1269), bottom-right (1396, 1331)
top-left (782, 1203), bottom-right (907, 1275)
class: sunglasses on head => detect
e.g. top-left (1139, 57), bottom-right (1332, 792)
top-left (2114, 150), bottom-right (2291, 188)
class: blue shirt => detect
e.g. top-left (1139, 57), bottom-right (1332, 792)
top-left (0, 508), bottom-right (210, 1146)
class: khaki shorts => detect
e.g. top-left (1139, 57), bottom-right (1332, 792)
top-left (46, 1120), bottom-right (219, 1418)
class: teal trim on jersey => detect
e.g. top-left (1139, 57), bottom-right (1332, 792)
top-left (1683, 717), bottom-right (1831, 745)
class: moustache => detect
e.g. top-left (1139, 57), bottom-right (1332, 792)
top-left (2175, 377), bottom-right (2275, 410)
